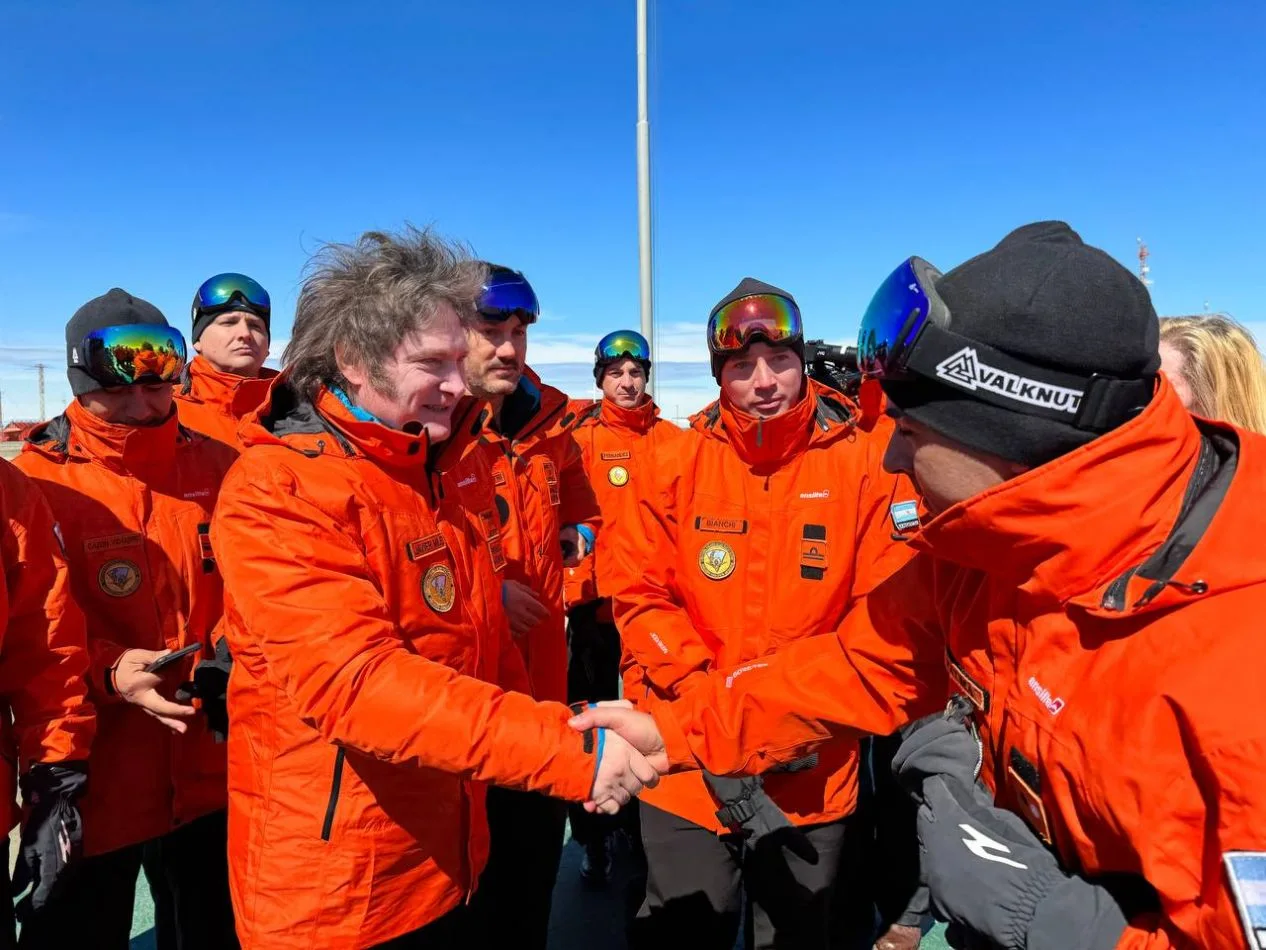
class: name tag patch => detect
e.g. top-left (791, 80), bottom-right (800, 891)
top-left (1007, 748), bottom-right (1052, 845)
top-left (600, 451), bottom-right (631, 461)
top-left (946, 650), bottom-right (990, 714)
top-left (694, 516), bottom-right (748, 535)
top-left (406, 533), bottom-right (448, 561)
top-left (85, 532), bottom-right (143, 554)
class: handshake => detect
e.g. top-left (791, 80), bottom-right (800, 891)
top-left (567, 701), bottom-right (670, 814)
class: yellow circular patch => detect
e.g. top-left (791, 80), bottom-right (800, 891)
top-left (98, 559), bottom-right (141, 598)
top-left (698, 541), bottom-right (736, 581)
top-left (607, 465), bottom-right (630, 488)
top-left (422, 563), bottom-right (456, 613)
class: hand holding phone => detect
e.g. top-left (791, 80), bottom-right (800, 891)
top-left (143, 642), bottom-right (203, 675)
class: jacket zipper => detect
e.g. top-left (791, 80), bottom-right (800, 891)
top-left (321, 748), bottom-right (346, 841)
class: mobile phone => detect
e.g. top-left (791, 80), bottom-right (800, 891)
top-left (143, 642), bottom-right (203, 674)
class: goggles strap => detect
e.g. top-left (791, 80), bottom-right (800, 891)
top-left (904, 323), bottom-right (1152, 431)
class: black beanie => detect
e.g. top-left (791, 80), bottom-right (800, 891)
top-left (192, 302), bottom-right (271, 344)
top-left (66, 288), bottom-right (171, 396)
top-left (708, 277), bottom-right (806, 381)
top-left (882, 221), bottom-right (1160, 467)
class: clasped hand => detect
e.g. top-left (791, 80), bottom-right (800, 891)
top-left (569, 701), bottom-right (670, 814)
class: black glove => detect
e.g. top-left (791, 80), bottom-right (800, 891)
top-left (176, 636), bottom-right (232, 741)
top-left (892, 715), bottom-right (982, 799)
top-left (11, 762), bottom-right (88, 920)
top-left (916, 775), bottom-right (1127, 950)
top-left (703, 756), bottom-right (820, 861)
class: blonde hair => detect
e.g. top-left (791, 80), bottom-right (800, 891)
top-left (1159, 314), bottom-right (1266, 434)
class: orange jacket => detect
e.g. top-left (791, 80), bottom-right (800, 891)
top-left (174, 357), bottom-right (278, 447)
top-left (614, 379), bottom-right (916, 831)
top-left (451, 368), bottom-right (602, 703)
top-left (563, 396), bottom-right (683, 620)
top-left (212, 380), bottom-right (602, 949)
top-left (16, 402), bottom-right (237, 856)
top-left (650, 380), bottom-right (1266, 947)
top-left (0, 459), bottom-right (96, 835)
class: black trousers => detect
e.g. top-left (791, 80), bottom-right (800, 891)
top-left (566, 600), bottom-right (625, 848)
top-left (468, 786), bottom-right (567, 950)
top-left (371, 904), bottom-right (474, 948)
top-left (17, 809), bottom-right (236, 950)
top-left (631, 801), bottom-right (849, 950)
top-left (0, 860), bottom-right (14, 950)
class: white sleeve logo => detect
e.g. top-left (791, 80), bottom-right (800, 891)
top-left (959, 823), bottom-right (1029, 870)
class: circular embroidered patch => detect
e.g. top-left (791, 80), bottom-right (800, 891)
top-left (98, 559), bottom-right (141, 597)
top-left (698, 541), bottom-right (736, 581)
top-left (422, 563), bottom-right (456, 613)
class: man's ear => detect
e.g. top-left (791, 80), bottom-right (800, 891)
top-left (334, 344), bottom-right (368, 389)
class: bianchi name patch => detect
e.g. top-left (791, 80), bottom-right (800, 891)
top-left (936, 346), bottom-right (1083, 415)
top-left (1224, 852), bottom-right (1266, 948)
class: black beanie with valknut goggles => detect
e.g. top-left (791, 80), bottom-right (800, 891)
top-left (858, 221), bottom-right (1160, 467)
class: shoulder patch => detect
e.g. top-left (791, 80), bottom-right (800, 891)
top-left (1224, 852), bottom-right (1266, 948)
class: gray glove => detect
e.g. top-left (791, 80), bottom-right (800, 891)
top-left (916, 775), bottom-right (1128, 950)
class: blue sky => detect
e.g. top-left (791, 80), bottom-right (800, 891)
top-left (2, 0), bottom-right (1263, 423)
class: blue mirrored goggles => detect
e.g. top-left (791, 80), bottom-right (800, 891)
top-left (595, 329), bottom-right (650, 363)
top-left (76, 323), bottom-right (189, 388)
top-left (855, 256), bottom-right (1155, 432)
top-left (855, 257), bottom-right (946, 380)
top-left (194, 273), bottom-right (271, 318)
top-left (477, 268), bottom-right (539, 324)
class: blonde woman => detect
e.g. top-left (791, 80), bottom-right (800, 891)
top-left (1159, 314), bottom-right (1266, 433)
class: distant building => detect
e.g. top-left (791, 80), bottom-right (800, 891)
top-left (0, 421), bottom-right (40, 442)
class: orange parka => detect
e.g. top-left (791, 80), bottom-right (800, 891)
top-left (563, 396), bottom-right (683, 620)
top-left (649, 380), bottom-right (1266, 948)
top-left (212, 380), bottom-right (602, 949)
top-left (174, 357), bottom-right (278, 448)
top-left (614, 379), bottom-right (916, 832)
top-left (16, 401), bottom-right (237, 856)
top-left (451, 368), bottom-right (602, 703)
top-left (0, 459), bottom-right (96, 836)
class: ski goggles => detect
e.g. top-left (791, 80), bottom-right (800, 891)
top-left (75, 324), bottom-right (188, 388)
top-left (707, 293), bottom-right (802, 355)
top-left (596, 330), bottom-right (650, 363)
top-left (477, 267), bottom-right (539, 324)
top-left (856, 257), bottom-right (1154, 431)
top-left (194, 273), bottom-right (270, 319)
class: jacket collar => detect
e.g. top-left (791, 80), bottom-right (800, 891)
top-left (488, 366), bottom-right (569, 444)
top-left (599, 395), bottom-right (660, 434)
top-left (912, 380), bottom-right (1225, 611)
top-left (703, 378), bottom-right (852, 470)
top-left (29, 398), bottom-right (181, 474)
top-left (180, 358), bottom-right (277, 417)
top-left (241, 376), bottom-right (481, 473)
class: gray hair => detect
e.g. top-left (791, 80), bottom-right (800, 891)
top-left (284, 225), bottom-right (487, 397)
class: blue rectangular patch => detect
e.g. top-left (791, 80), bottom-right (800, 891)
top-left (890, 500), bottom-right (920, 533)
top-left (1224, 852), bottom-right (1266, 948)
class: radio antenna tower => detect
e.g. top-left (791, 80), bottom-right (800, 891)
top-left (36, 363), bottom-right (46, 421)
top-left (1137, 238), bottom-right (1153, 288)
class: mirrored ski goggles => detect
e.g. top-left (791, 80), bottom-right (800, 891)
top-left (855, 256), bottom-right (1156, 431)
top-left (76, 324), bottom-right (188, 388)
top-left (477, 269), bottom-right (539, 324)
top-left (855, 257), bottom-right (947, 379)
top-left (194, 273), bottom-right (271, 317)
top-left (707, 293), bottom-right (802, 354)
top-left (596, 329), bottom-right (650, 362)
